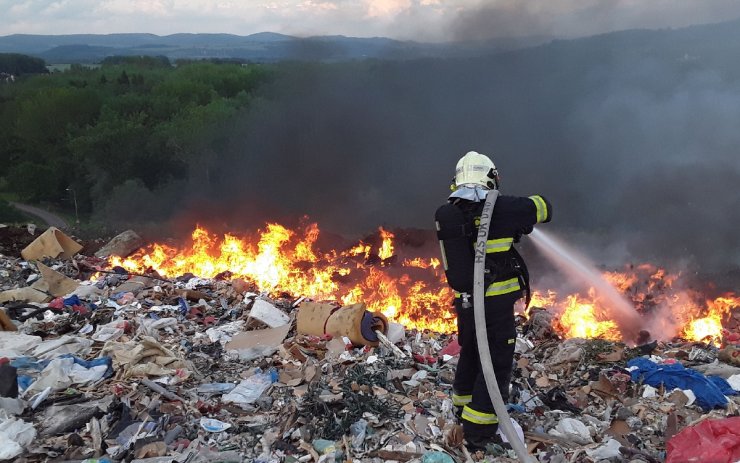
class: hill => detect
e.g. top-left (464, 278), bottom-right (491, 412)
top-left (0, 32), bottom-right (550, 63)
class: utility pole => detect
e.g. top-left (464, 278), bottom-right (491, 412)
top-left (67, 187), bottom-right (79, 224)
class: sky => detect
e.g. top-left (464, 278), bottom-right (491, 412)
top-left (2, 0), bottom-right (740, 41)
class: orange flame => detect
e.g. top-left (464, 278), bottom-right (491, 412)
top-left (378, 227), bottom-right (395, 261)
top-left (108, 225), bottom-right (738, 340)
top-left (529, 290), bottom-right (558, 310)
top-left (603, 271), bottom-right (638, 293)
top-left (555, 291), bottom-right (621, 341)
top-left (110, 224), bottom-right (456, 333)
top-left (536, 265), bottom-right (738, 342)
top-left (681, 295), bottom-right (740, 342)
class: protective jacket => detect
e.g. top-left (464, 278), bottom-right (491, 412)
top-left (436, 190), bottom-right (552, 301)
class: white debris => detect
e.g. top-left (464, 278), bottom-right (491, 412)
top-left (642, 385), bottom-right (657, 397)
top-left (549, 418), bottom-right (593, 444)
top-left (0, 411), bottom-right (36, 460)
top-left (585, 438), bottom-right (622, 460)
top-left (249, 299), bottom-right (290, 327)
top-left (727, 374), bottom-right (740, 391)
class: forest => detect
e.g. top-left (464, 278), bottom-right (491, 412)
top-left (0, 54), bottom-right (273, 225)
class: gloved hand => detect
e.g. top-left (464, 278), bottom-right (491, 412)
top-left (513, 225), bottom-right (533, 242)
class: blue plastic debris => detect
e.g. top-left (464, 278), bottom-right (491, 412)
top-left (63, 294), bottom-right (82, 307)
top-left (627, 357), bottom-right (732, 410)
top-left (178, 297), bottom-right (189, 317)
top-left (421, 451), bottom-right (455, 463)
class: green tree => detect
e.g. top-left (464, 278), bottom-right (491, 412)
top-left (0, 53), bottom-right (47, 75)
top-left (0, 59), bottom-right (274, 223)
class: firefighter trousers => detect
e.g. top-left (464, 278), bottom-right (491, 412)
top-left (452, 291), bottom-right (518, 441)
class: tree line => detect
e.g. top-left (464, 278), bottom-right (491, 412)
top-left (0, 55), bottom-right (273, 225)
top-left (0, 53), bottom-right (47, 76)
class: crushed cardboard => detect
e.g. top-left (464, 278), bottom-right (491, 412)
top-left (20, 227), bottom-right (82, 261)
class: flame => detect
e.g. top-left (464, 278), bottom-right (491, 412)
top-left (681, 295), bottom-right (740, 342)
top-left (378, 227), bottom-right (395, 260)
top-left (537, 264), bottom-right (739, 343)
top-left (110, 224), bottom-right (456, 333)
top-left (555, 291), bottom-right (621, 341)
top-left (603, 271), bottom-right (638, 293)
top-left (108, 225), bottom-right (738, 341)
top-left (348, 242), bottom-right (371, 259)
top-left (529, 290), bottom-right (558, 310)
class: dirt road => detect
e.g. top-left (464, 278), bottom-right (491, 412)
top-left (10, 202), bottom-right (70, 229)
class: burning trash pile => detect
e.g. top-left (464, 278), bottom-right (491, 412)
top-left (1, 223), bottom-right (739, 463)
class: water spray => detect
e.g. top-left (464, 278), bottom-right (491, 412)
top-left (528, 228), bottom-right (643, 340)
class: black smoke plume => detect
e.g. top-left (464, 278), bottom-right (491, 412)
top-left (175, 21), bottom-right (740, 283)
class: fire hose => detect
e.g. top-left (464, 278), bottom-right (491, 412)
top-left (473, 190), bottom-right (536, 463)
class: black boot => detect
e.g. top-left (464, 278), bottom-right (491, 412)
top-left (462, 421), bottom-right (499, 451)
top-left (463, 421), bottom-right (515, 454)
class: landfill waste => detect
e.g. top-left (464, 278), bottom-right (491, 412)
top-left (0, 410), bottom-right (36, 459)
top-left (665, 416), bottom-right (740, 463)
top-left (200, 417), bottom-right (232, 432)
top-left (421, 451), bottom-right (455, 463)
top-left (0, 224), bottom-right (738, 462)
top-left (94, 230), bottom-right (143, 259)
top-left (20, 226), bottom-right (82, 261)
top-left (627, 357), bottom-right (737, 410)
top-left (297, 301), bottom-right (389, 347)
top-left (222, 368), bottom-right (278, 406)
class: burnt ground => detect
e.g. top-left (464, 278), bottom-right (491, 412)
top-left (0, 225), bottom-right (105, 258)
top-left (0, 226), bottom-right (38, 257)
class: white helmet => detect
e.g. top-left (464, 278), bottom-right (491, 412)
top-left (454, 151), bottom-right (499, 190)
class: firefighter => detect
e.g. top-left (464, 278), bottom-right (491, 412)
top-left (435, 151), bottom-right (552, 449)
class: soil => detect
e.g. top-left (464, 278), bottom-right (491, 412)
top-left (0, 225), bottom-right (103, 258)
top-left (0, 226), bottom-right (37, 257)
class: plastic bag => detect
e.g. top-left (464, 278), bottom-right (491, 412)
top-left (349, 419), bottom-right (367, 449)
top-left (497, 417), bottom-right (525, 445)
top-left (0, 411), bottom-right (36, 460)
top-left (197, 383), bottom-right (236, 394)
top-left (222, 368), bottom-right (277, 406)
top-left (549, 417), bottom-right (593, 444)
top-left (627, 357), bottom-right (729, 410)
top-left (91, 320), bottom-right (129, 342)
top-left (25, 356), bottom-right (109, 394)
top-left (585, 438), bottom-right (622, 460)
top-left (666, 416), bottom-right (740, 463)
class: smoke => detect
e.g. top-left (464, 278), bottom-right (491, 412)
top-left (445, 0), bottom-right (740, 42)
top-left (565, 59), bottom-right (740, 272)
top-left (447, 1), bottom-right (555, 41)
top-left (176, 21), bottom-right (740, 279)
